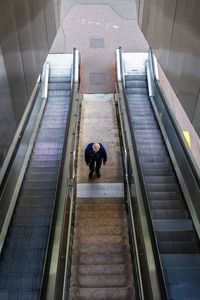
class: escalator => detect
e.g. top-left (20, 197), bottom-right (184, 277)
top-left (0, 52), bottom-right (79, 299)
top-left (117, 49), bottom-right (200, 300)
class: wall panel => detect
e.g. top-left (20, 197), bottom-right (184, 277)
top-left (138, 0), bottom-right (200, 135)
top-left (0, 0), bottom-right (59, 166)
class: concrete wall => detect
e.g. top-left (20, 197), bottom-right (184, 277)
top-left (0, 0), bottom-right (60, 166)
top-left (137, 0), bottom-right (200, 136)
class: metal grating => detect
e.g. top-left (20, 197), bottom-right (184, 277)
top-left (77, 183), bottom-right (124, 198)
top-left (90, 38), bottom-right (105, 48)
top-left (90, 73), bottom-right (106, 85)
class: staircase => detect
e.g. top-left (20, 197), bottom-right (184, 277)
top-left (70, 195), bottom-right (135, 300)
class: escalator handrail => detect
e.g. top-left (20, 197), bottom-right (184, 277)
top-left (0, 75), bottom-right (41, 195)
top-left (117, 47), bottom-right (169, 300)
top-left (39, 48), bottom-right (80, 299)
top-left (148, 48), bottom-right (200, 186)
top-left (116, 80), bottom-right (145, 300)
top-left (62, 48), bottom-right (80, 300)
top-left (0, 64), bottom-right (50, 256)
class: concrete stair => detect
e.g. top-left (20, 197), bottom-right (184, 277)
top-left (69, 197), bottom-right (135, 299)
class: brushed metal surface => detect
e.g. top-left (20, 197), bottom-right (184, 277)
top-left (138, 0), bottom-right (200, 135)
top-left (0, 0), bottom-right (59, 167)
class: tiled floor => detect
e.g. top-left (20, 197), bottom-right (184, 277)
top-left (51, 2), bottom-right (148, 93)
top-left (77, 94), bottom-right (123, 183)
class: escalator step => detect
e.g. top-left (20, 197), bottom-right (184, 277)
top-left (48, 90), bottom-right (70, 97)
top-left (158, 241), bottom-right (200, 253)
top-left (165, 268), bottom-right (200, 283)
top-left (9, 225), bottom-right (49, 236)
top-left (27, 167), bottom-right (59, 174)
top-left (148, 191), bottom-right (181, 201)
top-left (150, 200), bottom-right (185, 210)
top-left (17, 196), bottom-right (54, 206)
top-left (25, 173), bottom-right (58, 181)
top-left (0, 260), bottom-right (43, 274)
top-left (126, 87), bottom-right (148, 94)
top-left (6, 236), bottom-right (47, 248)
top-left (125, 74), bottom-right (147, 81)
top-left (153, 220), bottom-right (193, 231)
top-left (140, 156), bottom-right (170, 163)
top-left (13, 215), bottom-right (51, 226)
top-left (0, 274), bottom-right (41, 290)
top-left (156, 231), bottom-right (198, 242)
top-left (146, 183), bottom-right (179, 192)
top-left (48, 82), bottom-right (71, 90)
top-left (161, 253), bottom-right (200, 268)
top-left (15, 205), bottom-right (52, 216)
top-left (152, 209), bottom-right (189, 219)
top-left (2, 248), bottom-right (45, 261)
top-left (141, 163), bottom-right (172, 170)
top-left (168, 282), bottom-right (200, 299)
top-left (125, 80), bottom-right (147, 88)
top-left (49, 75), bottom-right (71, 83)
top-left (138, 149), bottom-right (168, 156)
top-left (28, 160), bottom-right (60, 167)
top-left (144, 176), bottom-right (177, 184)
top-left (142, 168), bottom-right (173, 176)
top-left (20, 188), bottom-right (56, 197)
top-left (0, 290), bottom-right (38, 300)
top-left (23, 180), bottom-right (57, 189)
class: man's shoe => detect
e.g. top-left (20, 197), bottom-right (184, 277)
top-left (96, 170), bottom-right (101, 177)
top-left (89, 171), bottom-right (93, 178)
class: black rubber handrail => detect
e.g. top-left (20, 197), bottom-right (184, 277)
top-left (148, 48), bottom-right (200, 187)
top-left (40, 48), bottom-right (78, 299)
top-left (0, 77), bottom-right (41, 196)
top-left (118, 47), bottom-right (169, 300)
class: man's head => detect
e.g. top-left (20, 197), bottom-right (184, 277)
top-left (92, 143), bottom-right (100, 153)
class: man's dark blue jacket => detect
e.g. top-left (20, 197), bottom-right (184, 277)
top-left (85, 143), bottom-right (107, 165)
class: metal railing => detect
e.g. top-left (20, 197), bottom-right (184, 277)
top-left (0, 75), bottom-right (41, 193)
top-left (116, 85), bottom-right (144, 300)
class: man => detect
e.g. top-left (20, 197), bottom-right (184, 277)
top-left (85, 143), bottom-right (107, 178)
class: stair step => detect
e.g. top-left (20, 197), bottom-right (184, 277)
top-left (71, 264), bottom-right (129, 276)
top-left (75, 219), bottom-right (126, 228)
top-left (75, 225), bottom-right (127, 236)
top-left (71, 275), bottom-right (129, 288)
top-left (74, 235), bottom-right (129, 246)
top-left (72, 254), bottom-right (131, 265)
top-left (76, 211), bottom-right (126, 220)
top-left (70, 286), bottom-right (135, 300)
top-left (76, 198), bottom-right (124, 204)
top-left (76, 203), bottom-right (124, 212)
top-left (73, 244), bottom-right (129, 255)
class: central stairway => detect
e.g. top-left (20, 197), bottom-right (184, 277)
top-left (70, 195), bottom-right (135, 299)
top-left (69, 94), bottom-right (135, 299)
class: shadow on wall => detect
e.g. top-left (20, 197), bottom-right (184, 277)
top-left (0, 0), bottom-right (60, 166)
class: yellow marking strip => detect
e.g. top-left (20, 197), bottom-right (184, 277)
top-left (183, 131), bottom-right (191, 148)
